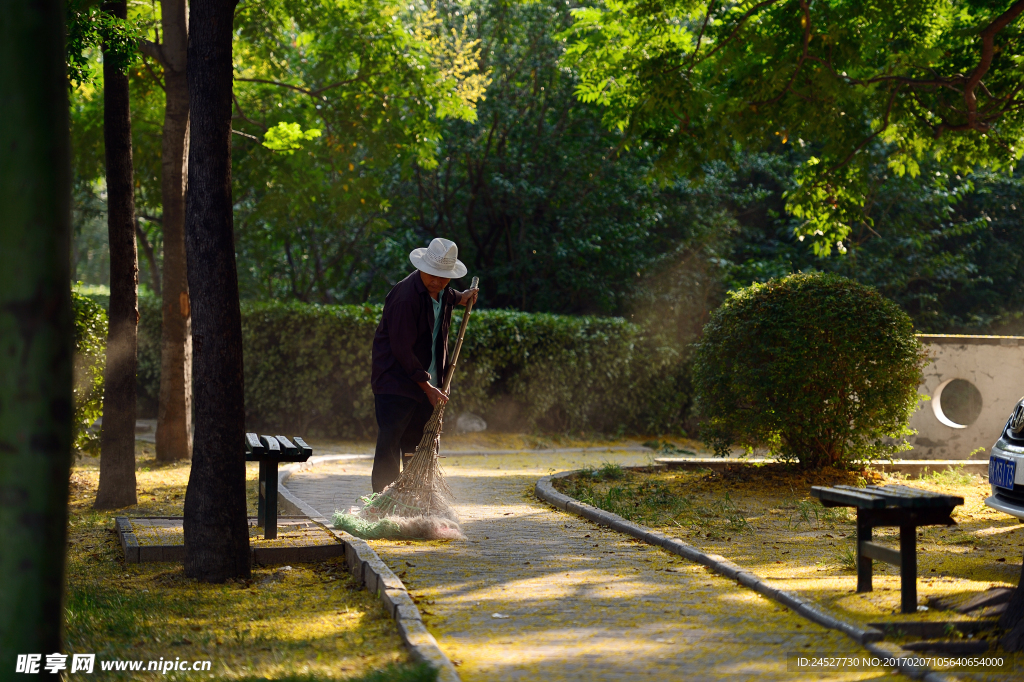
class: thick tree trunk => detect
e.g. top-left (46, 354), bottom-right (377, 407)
top-left (0, 0), bottom-right (74, 665)
top-left (95, 0), bottom-right (139, 510)
top-left (182, 0), bottom-right (250, 581)
top-left (156, 0), bottom-right (193, 463)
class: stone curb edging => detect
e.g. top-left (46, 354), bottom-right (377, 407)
top-left (535, 470), bottom-right (959, 682)
top-left (278, 462), bottom-right (460, 682)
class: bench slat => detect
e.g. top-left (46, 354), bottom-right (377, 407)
top-left (811, 486), bottom-right (887, 508)
top-left (868, 485), bottom-right (964, 507)
top-left (245, 433), bottom-right (312, 462)
top-left (832, 484), bottom-right (925, 508)
top-left (275, 435), bottom-right (298, 457)
top-left (259, 435), bottom-right (282, 459)
top-left (244, 432), bottom-right (265, 460)
top-left (293, 436), bottom-right (313, 459)
top-left (823, 484), bottom-right (963, 508)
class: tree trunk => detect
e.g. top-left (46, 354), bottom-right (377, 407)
top-left (95, 0), bottom-right (139, 510)
top-left (182, 0), bottom-right (250, 581)
top-left (155, 0), bottom-right (193, 463)
top-left (0, 0), bottom-right (74, 665)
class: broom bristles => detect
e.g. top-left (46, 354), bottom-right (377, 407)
top-left (333, 509), bottom-right (466, 540)
top-left (333, 406), bottom-right (463, 539)
top-left (360, 401), bottom-right (458, 522)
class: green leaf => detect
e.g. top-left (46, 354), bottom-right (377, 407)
top-left (262, 122), bottom-right (322, 154)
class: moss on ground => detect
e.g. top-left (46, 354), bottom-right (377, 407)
top-left (555, 462), bottom-right (1024, 660)
top-left (66, 442), bottom-right (429, 681)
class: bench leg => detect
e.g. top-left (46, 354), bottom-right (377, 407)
top-left (900, 524), bottom-right (917, 614)
top-left (856, 515), bottom-right (873, 593)
top-left (257, 460), bottom-right (266, 528)
top-left (265, 462), bottom-right (279, 540)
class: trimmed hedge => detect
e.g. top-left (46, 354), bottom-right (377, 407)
top-left (134, 296), bottom-right (691, 437)
top-left (241, 303), bottom-right (689, 436)
top-left (241, 302), bottom-right (381, 436)
top-left (451, 308), bottom-right (686, 435)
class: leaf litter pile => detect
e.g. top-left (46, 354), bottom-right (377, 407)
top-left (555, 461), bottom-right (1024, 659)
top-left (66, 443), bottom-right (434, 682)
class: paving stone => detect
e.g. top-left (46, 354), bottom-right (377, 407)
top-left (286, 452), bottom-right (899, 681)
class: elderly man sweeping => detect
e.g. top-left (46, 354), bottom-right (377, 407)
top-left (370, 238), bottom-right (478, 493)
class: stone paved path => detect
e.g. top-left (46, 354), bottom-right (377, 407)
top-left (287, 451), bottom-right (898, 681)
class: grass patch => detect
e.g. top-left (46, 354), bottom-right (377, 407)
top-left (781, 498), bottom-right (852, 529)
top-left (577, 461), bottom-right (627, 481)
top-left (920, 463), bottom-right (978, 487)
top-left (65, 442), bottom-right (421, 681)
top-left (554, 463), bottom-right (878, 540)
top-left (834, 544), bottom-right (858, 571)
top-left (561, 466), bottom-right (752, 538)
top-left (555, 460), bottom-right (1022, 639)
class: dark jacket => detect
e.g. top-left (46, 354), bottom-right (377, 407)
top-left (371, 270), bottom-right (458, 402)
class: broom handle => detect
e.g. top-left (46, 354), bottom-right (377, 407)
top-left (441, 276), bottom-right (479, 394)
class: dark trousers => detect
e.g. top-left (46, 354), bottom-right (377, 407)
top-left (372, 393), bottom-right (433, 493)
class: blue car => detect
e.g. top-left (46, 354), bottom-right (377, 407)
top-left (986, 400), bottom-right (1024, 521)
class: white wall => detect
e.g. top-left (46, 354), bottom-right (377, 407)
top-left (906, 335), bottom-right (1024, 459)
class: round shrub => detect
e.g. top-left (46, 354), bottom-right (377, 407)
top-left (693, 273), bottom-right (926, 469)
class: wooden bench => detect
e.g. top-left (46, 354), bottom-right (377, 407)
top-left (244, 433), bottom-right (312, 539)
top-left (811, 484), bottom-right (964, 614)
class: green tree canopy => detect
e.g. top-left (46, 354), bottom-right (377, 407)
top-left (717, 155), bottom-right (1024, 331)
top-left (562, 0), bottom-right (1024, 254)
top-left (230, 0), bottom-right (488, 301)
top-left (65, 0), bottom-right (139, 86)
top-left (67, 0), bottom-right (1024, 337)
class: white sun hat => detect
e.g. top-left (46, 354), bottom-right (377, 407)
top-left (409, 237), bottom-right (468, 279)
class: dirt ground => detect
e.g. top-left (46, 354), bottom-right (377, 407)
top-left (554, 462), bottom-right (1024, 661)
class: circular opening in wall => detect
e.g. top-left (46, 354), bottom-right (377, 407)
top-left (932, 378), bottom-right (983, 429)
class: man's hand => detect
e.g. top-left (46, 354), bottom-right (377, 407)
top-left (418, 381), bottom-right (449, 407)
top-left (458, 287), bottom-right (479, 307)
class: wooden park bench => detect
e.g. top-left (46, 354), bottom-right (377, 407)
top-left (245, 433), bottom-right (313, 539)
top-left (811, 484), bottom-right (964, 614)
